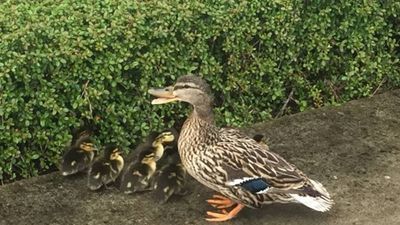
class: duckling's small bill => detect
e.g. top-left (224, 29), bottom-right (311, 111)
top-left (148, 88), bottom-right (179, 105)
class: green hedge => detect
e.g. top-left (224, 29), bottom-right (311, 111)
top-left (0, 0), bottom-right (399, 182)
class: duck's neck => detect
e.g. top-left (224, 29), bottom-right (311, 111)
top-left (178, 106), bottom-right (218, 170)
top-left (181, 106), bottom-right (218, 143)
top-left (193, 103), bottom-right (215, 124)
top-left (179, 102), bottom-right (218, 152)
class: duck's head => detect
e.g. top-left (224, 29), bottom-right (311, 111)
top-left (148, 75), bottom-right (213, 108)
top-left (104, 145), bottom-right (123, 160)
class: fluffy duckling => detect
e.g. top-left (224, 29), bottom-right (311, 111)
top-left (70, 125), bottom-right (94, 146)
top-left (252, 134), bottom-right (264, 143)
top-left (119, 132), bottom-right (159, 194)
top-left (87, 145), bottom-right (124, 191)
top-left (119, 130), bottom-right (177, 194)
top-left (152, 129), bottom-right (177, 161)
top-left (252, 134), bottom-right (269, 148)
top-left (60, 136), bottom-right (97, 176)
top-left (120, 149), bottom-right (158, 193)
top-left (153, 152), bottom-right (187, 203)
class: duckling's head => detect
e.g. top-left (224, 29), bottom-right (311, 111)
top-left (153, 130), bottom-right (176, 146)
top-left (141, 154), bottom-right (156, 165)
top-left (76, 129), bottom-right (91, 139)
top-left (104, 145), bottom-right (122, 160)
top-left (148, 75), bottom-right (213, 108)
top-left (71, 120), bottom-right (100, 141)
top-left (77, 137), bottom-right (96, 152)
top-left (252, 134), bottom-right (264, 143)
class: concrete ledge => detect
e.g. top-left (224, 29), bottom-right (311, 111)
top-left (1, 90), bottom-right (399, 225)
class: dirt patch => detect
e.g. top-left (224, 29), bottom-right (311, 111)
top-left (1, 90), bottom-right (399, 225)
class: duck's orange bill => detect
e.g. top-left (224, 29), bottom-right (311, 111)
top-left (148, 86), bottom-right (179, 104)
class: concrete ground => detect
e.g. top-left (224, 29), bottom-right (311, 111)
top-left (1, 90), bottom-right (399, 225)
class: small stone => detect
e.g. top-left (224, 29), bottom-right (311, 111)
top-left (385, 196), bottom-right (395, 201)
top-left (384, 176), bottom-right (391, 180)
top-left (333, 175), bottom-right (338, 180)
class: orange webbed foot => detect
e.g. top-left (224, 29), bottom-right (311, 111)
top-left (205, 202), bottom-right (245, 222)
top-left (206, 194), bottom-right (235, 209)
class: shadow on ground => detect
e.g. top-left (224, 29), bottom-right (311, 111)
top-left (1, 90), bottom-right (399, 225)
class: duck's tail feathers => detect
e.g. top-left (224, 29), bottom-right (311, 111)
top-left (290, 179), bottom-right (333, 212)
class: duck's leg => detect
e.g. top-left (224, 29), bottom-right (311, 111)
top-left (206, 203), bottom-right (245, 222)
top-left (206, 194), bottom-right (235, 209)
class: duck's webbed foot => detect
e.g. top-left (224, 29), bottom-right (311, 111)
top-left (205, 202), bottom-right (245, 222)
top-left (206, 194), bottom-right (235, 209)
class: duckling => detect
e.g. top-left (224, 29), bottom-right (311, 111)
top-left (70, 125), bottom-right (93, 146)
top-left (252, 134), bottom-right (269, 148)
top-left (60, 136), bottom-right (97, 176)
top-left (152, 129), bottom-right (177, 161)
top-left (119, 133), bottom-right (159, 194)
top-left (120, 149), bottom-right (158, 193)
top-left (119, 130), bottom-right (177, 194)
top-left (252, 134), bottom-right (264, 143)
top-left (87, 145), bottom-right (124, 191)
top-left (153, 152), bottom-right (188, 204)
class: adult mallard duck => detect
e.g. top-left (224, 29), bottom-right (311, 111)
top-left (148, 75), bottom-right (333, 221)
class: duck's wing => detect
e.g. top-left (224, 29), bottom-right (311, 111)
top-left (216, 128), bottom-right (307, 193)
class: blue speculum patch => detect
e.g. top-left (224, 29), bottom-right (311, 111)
top-left (240, 178), bottom-right (269, 193)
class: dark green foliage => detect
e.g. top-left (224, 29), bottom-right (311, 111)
top-left (0, 0), bottom-right (399, 182)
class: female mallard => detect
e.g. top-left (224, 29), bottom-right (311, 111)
top-left (148, 75), bottom-right (333, 221)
